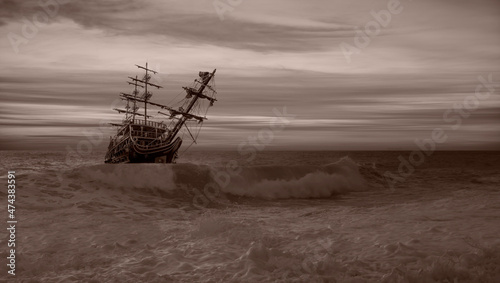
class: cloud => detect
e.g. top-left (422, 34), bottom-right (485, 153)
top-left (0, 0), bottom-right (499, 150)
top-left (0, 0), bottom-right (354, 52)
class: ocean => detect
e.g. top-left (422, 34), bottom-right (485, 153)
top-left (1, 150), bottom-right (499, 282)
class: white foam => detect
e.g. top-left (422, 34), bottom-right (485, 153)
top-left (57, 157), bottom-right (369, 200)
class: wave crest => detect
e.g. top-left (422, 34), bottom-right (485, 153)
top-left (217, 157), bottom-right (367, 199)
top-left (62, 157), bottom-right (370, 200)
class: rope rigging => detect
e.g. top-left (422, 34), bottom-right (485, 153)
top-left (106, 66), bottom-right (217, 163)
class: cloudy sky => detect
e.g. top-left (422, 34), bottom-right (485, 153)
top-left (1, 0), bottom-right (499, 150)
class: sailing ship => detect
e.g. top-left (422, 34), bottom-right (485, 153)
top-left (105, 63), bottom-right (217, 164)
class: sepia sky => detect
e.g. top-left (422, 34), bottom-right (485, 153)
top-left (1, 0), bottom-right (499, 150)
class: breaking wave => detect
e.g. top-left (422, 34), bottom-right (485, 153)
top-left (55, 157), bottom-right (373, 201)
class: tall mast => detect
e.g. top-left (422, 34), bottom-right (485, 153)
top-left (128, 63), bottom-right (163, 122)
top-left (144, 62), bottom-right (148, 122)
top-left (133, 75), bottom-right (138, 121)
top-left (167, 69), bottom-right (216, 142)
top-left (126, 75), bottom-right (142, 121)
top-left (121, 75), bottom-right (145, 121)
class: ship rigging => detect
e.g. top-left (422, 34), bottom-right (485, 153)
top-left (105, 63), bottom-right (217, 164)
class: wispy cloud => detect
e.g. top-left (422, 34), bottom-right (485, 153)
top-left (1, 0), bottom-right (355, 52)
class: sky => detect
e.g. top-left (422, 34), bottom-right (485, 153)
top-left (0, 0), bottom-right (499, 151)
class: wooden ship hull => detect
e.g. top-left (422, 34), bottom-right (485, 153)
top-left (104, 120), bottom-right (183, 164)
top-left (105, 63), bottom-right (217, 164)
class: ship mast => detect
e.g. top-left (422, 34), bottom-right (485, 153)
top-left (166, 69), bottom-right (216, 142)
top-left (118, 66), bottom-right (217, 143)
top-left (128, 63), bottom-right (163, 122)
top-left (125, 75), bottom-right (143, 121)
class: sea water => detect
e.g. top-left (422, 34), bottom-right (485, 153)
top-left (0, 150), bottom-right (499, 282)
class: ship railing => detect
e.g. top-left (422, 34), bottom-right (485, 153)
top-left (131, 119), bottom-right (168, 130)
top-left (130, 130), bottom-right (162, 139)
